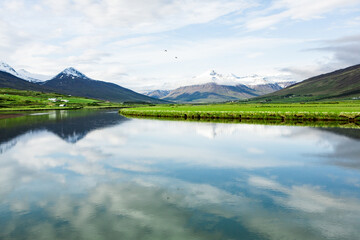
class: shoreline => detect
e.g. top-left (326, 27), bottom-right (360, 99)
top-left (120, 114), bottom-right (360, 129)
top-left (0, 106), bottom-right (125, 113)
top-left (119, 107), bottom-right (360, 126)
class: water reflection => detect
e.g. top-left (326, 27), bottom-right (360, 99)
top-left (0, 111), bottom-right (360, 239)
top-left (0, 110), bottom-right (128, 153)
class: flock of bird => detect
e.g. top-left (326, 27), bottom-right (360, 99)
top-left (164, 49), bottom-right (178, 59)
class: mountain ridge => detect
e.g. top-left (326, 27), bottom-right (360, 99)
top-left (0, 63), bottom-right (164, 103)
top-left (144, 70), bottom-right (294, 103)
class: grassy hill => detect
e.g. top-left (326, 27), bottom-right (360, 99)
top-left (254, 64), bottom-right (360, 102)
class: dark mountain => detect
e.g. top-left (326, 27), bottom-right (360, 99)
top-left (41, 68), bottom-right (165, 103)
top-left (1, 62), bottom-right (164, 103)
top-left (0, 71), bottom-right (52, 92)
top-left (162, 82), bottom-right (259, 103)
top-left (256, 64), bottom-right (360, 102)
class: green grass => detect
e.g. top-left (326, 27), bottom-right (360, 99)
top-left (119, 101), bottom-right (360, 123)
top-left (0, 88), bottom-right (124, 111)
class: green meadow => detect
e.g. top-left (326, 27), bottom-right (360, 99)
top-left (0, 88), bottom-right (123, 112)
top-left (119, 101), bottom-right (360, 123)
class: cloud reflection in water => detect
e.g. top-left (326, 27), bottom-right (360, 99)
top-left (0, 112), bottom-right (360, 239)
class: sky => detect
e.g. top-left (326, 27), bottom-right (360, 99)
top-left (0, 0), bottom-right (360, 91)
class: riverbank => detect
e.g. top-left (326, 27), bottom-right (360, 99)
top-left (119, 102), bottom-right (360, 123)
top-left (0, 88), bottom-right (126, 112)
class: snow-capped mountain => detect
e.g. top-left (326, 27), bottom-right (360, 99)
top-left (143, 70), bottom-right (298, 102)
top-left (0, 61), bottom-right (50, 82)
top-left (143, 90), bottom-right (170, 99)
top-left (41, 67), bottom-right (164, 103)
top-left (17, 69), bottom-right (50, 82)
top-left (182, 70), bottom-right (296, 88)
top-left (0, 62), bottom-right (20, 78)
top-left (52, 67), bottom-right (89, 80)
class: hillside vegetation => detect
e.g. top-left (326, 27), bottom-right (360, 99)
top-left (0, 88), bottom-right (123, 111)
top-left (119, 101), bottom-right (360, 123)
top-left (255, 64), bottom-right (360, 102)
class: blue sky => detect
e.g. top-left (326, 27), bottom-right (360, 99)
top-left (0, 0), bottom-right (360, 90)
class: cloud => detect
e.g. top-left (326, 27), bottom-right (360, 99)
top-left (323, 138), bottom-right (360, 171)
top-left (1, 114), bottom-right (360, 239)
top-left (280, 63), bottom-right (337, 80)
top-left (312, 34), bottom-right (360, 65)
top-left (281, 34), bottom-right (360, 80)
top-left (72, 0), bottom-right (253, 34)
top-left (245, 0), bottom-right (360, 30)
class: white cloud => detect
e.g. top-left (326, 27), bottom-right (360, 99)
top-left (72, 0), bottom-right (253, 33)
top-left (249, 175), bottom-right (360, 214)
top-left (0, 0), bottom-right (360, 91)
top-left (245, 0), bottom-right (360, 30)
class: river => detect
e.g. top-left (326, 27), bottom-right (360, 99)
top-left (0, 109), bottom-right (359, 240)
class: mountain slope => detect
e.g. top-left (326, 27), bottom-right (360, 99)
top-left (163, 82), bottom-right (259, 103)
top-left (144, 70), bottom-right (296, 103)
top-left (144, 90), bottom-right (170, 99)
top-left (257, 64), bottom-right (360, 102)
top-left (1, 62), bottom-right (164, 103)
top-left (17, 69), bottom-right (50, 82)
top-left (0, 62), bottom-right (47, 83)
top-left (0, 71), bottom-right (52, 92)
top-left (42, 68), bottom-right (164, 103)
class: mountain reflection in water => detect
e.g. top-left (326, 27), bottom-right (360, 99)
top-left (0, 110), bottom-right (128, 153)
top-left (0, 110), bottom-right (360, 240)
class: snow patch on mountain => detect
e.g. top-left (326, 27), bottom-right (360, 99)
top-left (0, 61), bottom-right (18, 77)
top-left (178, 70), bottom-right (297, 89)
top-left (0, 61), bottom-right (50, 82)
top-left (17, 69), bottom-right (50, 82)
top-left (57, 67), bottom-right (88, 79)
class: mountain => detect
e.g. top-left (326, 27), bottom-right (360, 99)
top-left (162, 82), bottom-right (259, 103)
top-left (256, 64), bottom-right (360, 102)
top-left (144, 70), bottom-right (296, 103)
top-left (0, 62), bottom-right (19, 77)
top-left (41, 67), bottom-right (164, 103)
top-left (17, 69), bottom-right (50, 82)
top-left (0, 62), bottom-right (164, 103)
top-left (0, 71), bottom-right (52, 92)
top-left (183, 70), bottom-right (296, 89)
top-left (0, 62), bottom-right (49, 83)
top-left (143, 90), bottom-right (170, 99)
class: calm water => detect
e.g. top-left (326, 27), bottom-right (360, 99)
top-left (0, 110), bottom-right (360, 240)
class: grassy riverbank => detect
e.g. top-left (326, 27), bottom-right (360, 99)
top-left (0, 88), bottom-right (124, 112)
top-left (119, 101), bottom-right (360, 123)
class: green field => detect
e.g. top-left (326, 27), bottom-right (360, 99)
top-left (0, 88), bottom-right (123, 111)
top-left (119, 101), bottom-right (360, 123)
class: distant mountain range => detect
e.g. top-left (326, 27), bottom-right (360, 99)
top-left (0, 62), bottom-right (164, 103)
top-left (256, 64), bottom-right (360, 102)
top-left (144, 70), bottom-right (297, 103)
top-left (3, 61), bottom-right (359, 104)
